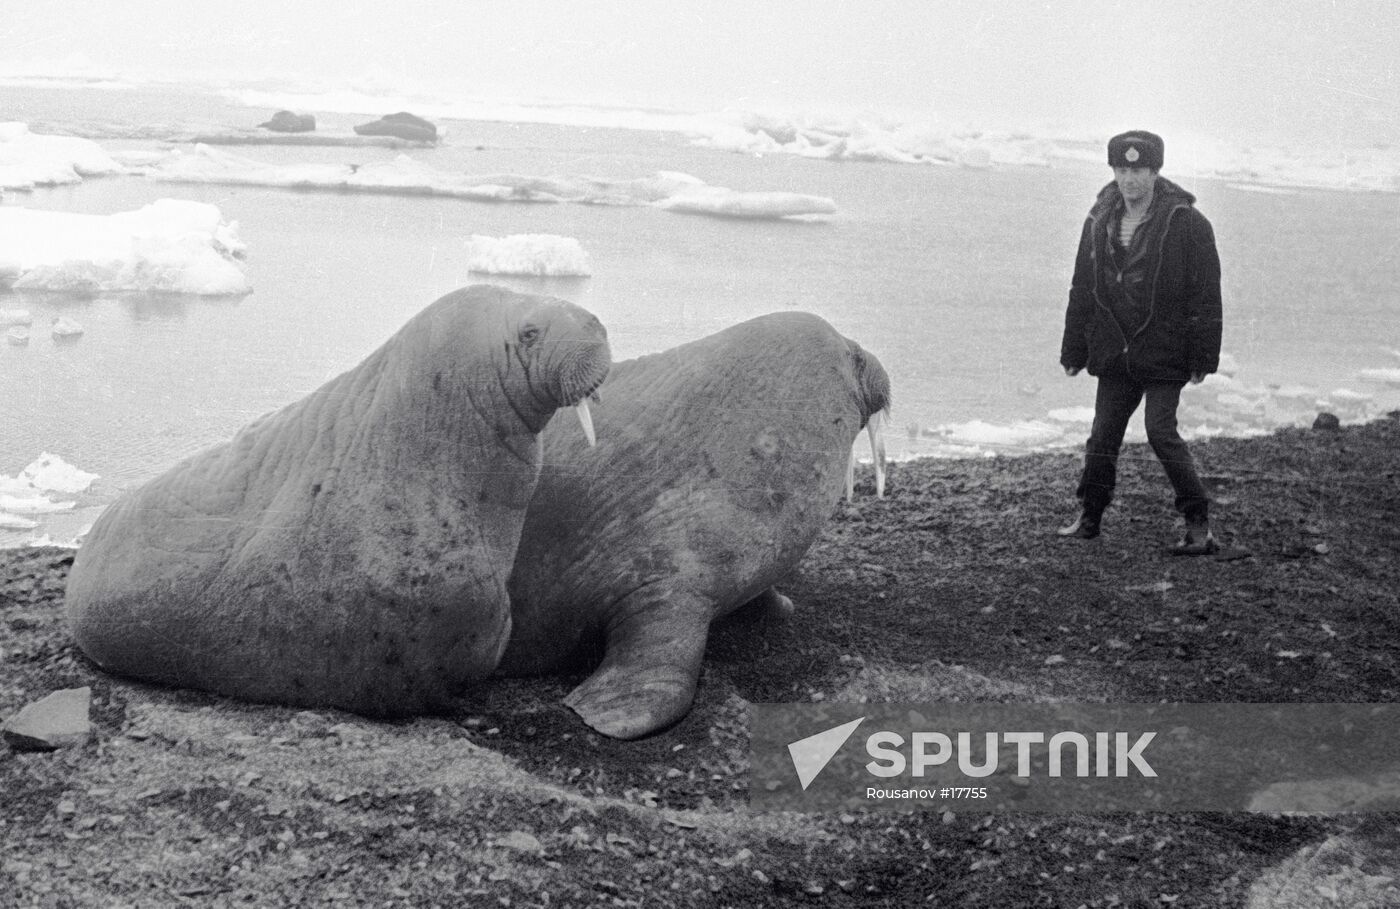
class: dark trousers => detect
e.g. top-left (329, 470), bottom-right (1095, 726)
top-left (1076, 376), bottom-right (1209, 522)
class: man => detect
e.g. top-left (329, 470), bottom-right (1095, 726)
top-left (1058, 130), bottom-right (1223, 554)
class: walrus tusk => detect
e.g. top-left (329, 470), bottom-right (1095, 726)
top-left (868, 410), bottom-right (887, 498)
top-left (844, 447), bottom-right (855, 501)
top-left (575, 397), bottom-right (597, 447)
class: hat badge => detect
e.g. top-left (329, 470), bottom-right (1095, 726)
top-left (1125, 147), bottom-right (1140, 163)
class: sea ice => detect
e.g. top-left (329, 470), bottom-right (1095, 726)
top-left (16, 452), bottom-right (98, 495)
top-left (0, 199), bottom-right (249, 295)
top-left (939, 419), bottom-right (1065, 449)
top-left (1046, 406), bottom-right (1096, 423)
top-left (0, 122), bottom-right (123, 191)
top-left (466, 234), bottom-right (592, 277)
top-left (654, 186), bottom-right (837, 219)
top-left (51, 316), bottom-right (84, 339)
top-left (1357, 368), bottom-right (1400, 387)
top-left (137, 146), bottom-right (835, 220)
top-left (0, 453), bottom-right (97, 538)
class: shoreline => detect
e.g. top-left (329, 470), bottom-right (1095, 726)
top-left (0, 412), bottom-right (1388, 552)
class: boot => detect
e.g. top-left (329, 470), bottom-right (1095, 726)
top-left (1171, 516), bottom-right (1217, 556)
top-left (1057, 511), bottom-right (1101, 540)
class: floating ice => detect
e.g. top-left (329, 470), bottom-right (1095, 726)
top-left (0, 454), bottom-right (97, 539)
top-left (0, 199), bottom-right (249, 295)
top-left (0, 513), bottom-right (38, 531)
top-left (1046, 406), bottom-right (1096, 423)
top-left (685, 111), bottom-right (1400, 194)
top-left (137, 146), bottom-right (835, 220)
top-left (0, 308), bottom-right (32, 326)
top-left (0, 493), bottom-right (75, 515)
top-left (17, 452), bottom-right (98, 495)
top-left (0, 122), bottom-right (123, 191)
top-left (466, 234), bottom-right (592, 277)
top-left (654, 186), bottom-right (837, 219)
top-left (939, 419), bottom-right (1066, 449)
top-left (1357, 368), bottom-right (1400, 387)
top-left (51, 316), bottom-right (84, 339)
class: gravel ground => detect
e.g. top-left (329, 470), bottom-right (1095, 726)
top-left (3, 414), bottom-right (1399, 907)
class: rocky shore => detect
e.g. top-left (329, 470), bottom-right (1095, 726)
top-left (3, 415), bottom-right (1399, 907)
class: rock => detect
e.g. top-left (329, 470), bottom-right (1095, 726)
top-left (353, 111), bottom-right (438, 143)
top-left (258, 111), bottom-right (316, 133)
top-left (1312, 412), bottom-right (1341, 431)
top-left (497, 831), bottom-right (545, 855)
top-left (3, 687), bottom-right (93, 751)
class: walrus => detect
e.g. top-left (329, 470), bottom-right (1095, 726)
top-left (499, 311), bottom-right (889, 738)
top-left (65, 285), bottom-right (610, 717)
top-left (258, 110), bottom-right (316, 133)
top-left (353, 112), bottom-right (438, 143)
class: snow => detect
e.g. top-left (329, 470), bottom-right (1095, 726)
top-left (0, 309), bottom-right (33, 326)
top-left (466, 234), bottom-right (592, 277)
top-left (0, 122), bottom-right (122, 190)
top-left (137, 146), bottom-right (837, 220)
top-left (0, 454), bottom-right (96, 536)
top-left (0, 200), bottom-right (249, 295)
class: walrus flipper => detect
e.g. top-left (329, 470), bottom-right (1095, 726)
top-left (563, 594), bottom-right (711, 739)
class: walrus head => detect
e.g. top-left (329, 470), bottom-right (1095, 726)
top-left (846, 337), bottom-right (891, 498)
top-left (505, 294), bottom-right (611, 445)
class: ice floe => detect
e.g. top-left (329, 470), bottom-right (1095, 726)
top-left (892, 351), bottom-right (1400, 461)
top-left (50, 316), bottom-right (84, 339)
top-left (228, 86), bottom-right (1394, 193)
top-left (0, 453), bottom-right (97, 537)
top-left (466, 234), bottom-right (592, 277)
top-left (0, 199), bottom-right (249, 295)
top-left (0, 121), bottom-right (123, 191)
top-left (1358, 367), bottom-right (1400, 386)
top-left (654, 185), bottom-right (837, 219)
top-left (134, 145), bottom-right (836, 220)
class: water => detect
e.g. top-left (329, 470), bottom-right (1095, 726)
top-left (3, 83), bottom-right (1400, 545)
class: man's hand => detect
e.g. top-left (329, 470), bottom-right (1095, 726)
top-left (1189, 372), bottom-right (1206, 384)
top-left (1064, 366), bottom-right (1082, 377)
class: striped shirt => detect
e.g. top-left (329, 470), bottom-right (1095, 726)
top-left (1119, 210), bottom-right (1147, 247)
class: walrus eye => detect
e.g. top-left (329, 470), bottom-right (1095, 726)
top-left (519, 325), bottom-right (540, 347)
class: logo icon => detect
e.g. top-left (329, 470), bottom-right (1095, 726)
top-left (787, 717), bottom-right (865, 790)
top-left (1125, 147), bottom-right (1140, 163)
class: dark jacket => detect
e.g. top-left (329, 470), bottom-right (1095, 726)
top-left (1060, 176), bottom-right (1222, 383)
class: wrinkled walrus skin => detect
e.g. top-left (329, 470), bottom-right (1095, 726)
top-left (500, 311), bottom-right (890, 738)
top-left (66, 285), bottom-right (610, 717)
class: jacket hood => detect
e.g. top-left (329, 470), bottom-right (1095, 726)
top-left (1089, 176), bottom-right (1196, 221)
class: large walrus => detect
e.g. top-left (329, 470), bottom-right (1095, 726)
top-left (66, 285), bottom-right (610, 717)
top-left (500, 311), bottom-right (889, 738)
